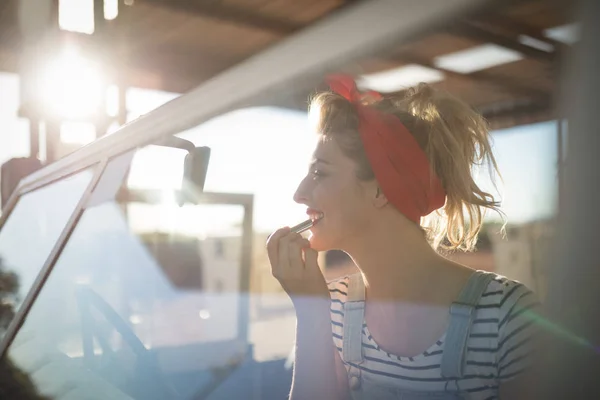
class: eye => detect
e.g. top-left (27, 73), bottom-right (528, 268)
top-left (311, 168), bottom-right (325, 178)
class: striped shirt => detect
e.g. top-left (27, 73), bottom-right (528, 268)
top-left (328, 274), bottom-right (540, 400)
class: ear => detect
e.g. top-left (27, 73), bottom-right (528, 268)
top-left (373, 186), bottom-right (388, 208)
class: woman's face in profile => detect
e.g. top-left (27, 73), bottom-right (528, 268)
top-left (293, 138), bottom-right (375, 251)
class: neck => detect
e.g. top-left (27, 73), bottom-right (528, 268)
top-left (341, 209), bottom-right (445, 301)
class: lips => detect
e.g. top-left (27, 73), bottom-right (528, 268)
top-left (306, 208), bottom-right (324, 224)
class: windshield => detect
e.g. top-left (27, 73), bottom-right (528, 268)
top-left (3, 146), bottom-right (260, 399)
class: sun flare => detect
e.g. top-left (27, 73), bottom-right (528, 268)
top-left (39, 47), bottom-right (112, 120)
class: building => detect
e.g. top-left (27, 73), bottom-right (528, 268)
top-left (488, 219), bottom-right (555, 300)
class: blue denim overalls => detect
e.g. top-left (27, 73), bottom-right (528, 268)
top-left (342, 271), bottom-right (496, 400)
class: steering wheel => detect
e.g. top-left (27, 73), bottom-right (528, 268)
top-left (76, 286), bottom-right (181, 400)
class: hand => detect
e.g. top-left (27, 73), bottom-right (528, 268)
top-left (266, 227), bottom-right (329, 310)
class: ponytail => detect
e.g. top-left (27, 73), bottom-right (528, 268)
top-left (396, 84), bottom-right (503, 251)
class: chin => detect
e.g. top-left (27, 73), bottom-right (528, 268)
top-left (308, 231), bottom-right (335, 252)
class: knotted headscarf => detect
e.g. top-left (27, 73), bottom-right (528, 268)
top-left (326, 74), bottom-right (446, 222)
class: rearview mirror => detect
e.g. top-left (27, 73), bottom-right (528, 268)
top-left (152, 136), bottom-right (211, 205)
top-left (180, 146), bottom-right (211, 206)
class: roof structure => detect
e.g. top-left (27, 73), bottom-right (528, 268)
top-left (0, 0), bottom-right (577, 130)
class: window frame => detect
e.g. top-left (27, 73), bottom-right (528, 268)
top-left (0, 153), bottom-right (256, 359)
top-left (0, 159), bottom-right (107, 357)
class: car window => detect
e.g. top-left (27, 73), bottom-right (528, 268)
top-left (0, 168), bottom-right (94, 339)
top-left (3, 146), bottom-right (259, 399)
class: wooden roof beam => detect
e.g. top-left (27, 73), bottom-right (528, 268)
top-left (0, 42), bottom-right (209, 93)
top-left (396, 53), bottom-right (548, 100)
top-left (469, 16), bottom-right (566, 50)
top-left (138, 0), bottom-right (302, 34)
top-left (450, 22), bottom-right (555, 62)
top-left (479, 99), bottom-right (552, 119)
top-left (481, 100), bottom-right (553, 130)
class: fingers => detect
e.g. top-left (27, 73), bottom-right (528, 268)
top-left (267, 227), bottom-right (316, 287)
top-left (266, 227), bottom-right (290, 269)
top-left (288, 235), bottom-right (307, 271)
top-left (280, 233), bottom-right (305, 272)
top-left (277, 233), bottom-right (292, 272)
top-left (303, 247), bottom-right (319, 275)
top-left (267, 231), bottom-right (326, 302)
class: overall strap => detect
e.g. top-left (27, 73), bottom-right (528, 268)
top-left (441, 270), bottom-right (496, 378)
top-left (342, 273), bottom-right (366, 364)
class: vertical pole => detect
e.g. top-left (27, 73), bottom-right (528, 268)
top-left (538, 0), bottom-right (600, 398)
top-left (556, 118), bottom-right (564, 212)
top-left (118, 83), bottom-right (127, 126)
top-left (18, 0), bottom-right (54, 160)
top-left (93, 0), bottom-right (106, 140)
top-left (44, 120), bottom-right (60, 163)
top-left (116, 0), bottom-right (131, 127)
top-left (93, 0), bottom-right (104, 28)
top-left (29, 118), bottom-right (40, 159)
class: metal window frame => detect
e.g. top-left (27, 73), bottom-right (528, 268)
top-left (0, 159), bottom-right (108, 357)
top-left (1, 158), bottom-right (255, 360)
top-left (0, 164), bottom-right (103, 230)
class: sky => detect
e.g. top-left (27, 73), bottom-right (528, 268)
top-left (0, 71), bottom-right (558, 233)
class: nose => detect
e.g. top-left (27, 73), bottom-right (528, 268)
top-left (293, 176), bottom-right (310, 205)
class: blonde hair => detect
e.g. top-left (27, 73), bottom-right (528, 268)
top-left (309, 83), bottom-right (503, 252)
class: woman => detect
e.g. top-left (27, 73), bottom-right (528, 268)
top-left (266, 75), bottom-right (540, 399)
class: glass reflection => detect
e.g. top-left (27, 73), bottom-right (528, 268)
top-left (6, 200), bottom-right (252, 400)
top-left (0, 168), bottom-right (94, 339)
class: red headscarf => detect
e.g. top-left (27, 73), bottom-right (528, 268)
top-left (326, 74), bottom-right (446, 223)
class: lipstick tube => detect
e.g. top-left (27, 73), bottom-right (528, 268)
top-left (290, 218), bottom-right (314, 234)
